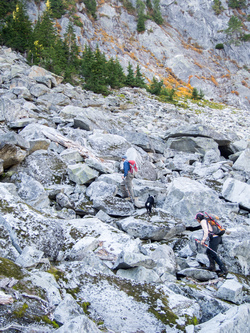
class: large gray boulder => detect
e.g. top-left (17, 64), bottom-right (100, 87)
top-left (117, 216), bottom-right (172, 241)
top-left (164, 124), bottom-right (231, 146)
top-left (10, 150), bottom-right (68, 186)
top-left (166, 136), bottom-right (220, 157)
top-left (217, 279), bottom-right (243, 305)
top-left (222, 177), bottom-right (250, 210)
top-left (53, 294), bottom-right (84, 325)
top-left (163, 177), bottom-right (227, 225)
top-left (55, 315), bottom-right (102, 333)
top-left (67, 163), bottom-right (99, 185)
top-left (233, 148), bottom-right (250, 173)
top-left (93, 196), bottom-right (135, 217)
top-left (87, 132), bottom-right (131, 159)
top-left (196, 303), bottom-right (250, 333)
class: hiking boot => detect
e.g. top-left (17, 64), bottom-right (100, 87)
top-left (217, 264), bottom-right (228, 277)
top-left (204, 266), bottom-right (216, 272)
top-left (205, 258), bottom-right (216, 272)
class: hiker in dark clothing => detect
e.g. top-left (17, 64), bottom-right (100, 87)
top-left (121, 155), bottom-right (135, 203)
top-left (195, 212), bottom-right (228, 276)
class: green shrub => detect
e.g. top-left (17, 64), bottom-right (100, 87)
top-left (161, 87), bottom-right (176, 101)
top-left (241, 34), bottom-right (250, 42)
top-left (147, 77), bottom-right (163, 95)
top-left (212, 0), bottom-right (224, 15)
top-left (228, 0), bottom-right (246, 9)
top-left (215, 43), bottom-right (224, 49)
top-left (191, 88), bottom-right (204, 100)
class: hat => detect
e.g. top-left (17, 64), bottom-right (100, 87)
top-left (195, 213), bottom-right (204, 221)
top-left (121, 155), bottom-right (127, 159)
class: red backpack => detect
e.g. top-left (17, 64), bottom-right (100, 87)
top-left (128, 160), bottom-right (138, 175)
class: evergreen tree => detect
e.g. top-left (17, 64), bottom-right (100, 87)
top-left (63, 21), bottom-right (80, 73)
top-left (228, 0), bottom-right (246, 8)
top-left (212, 0), bottom-right (224, 15)
top-left (28, 0), bottom-right (66, 75)
top-left (161, 87), bottom-right (176, 101)
top-left (81, 44), bottom-right (95, 83)
top-left (32, 1), bottom-right (57, 49)
top-left (125, 62), bottom-right (135, 87)
top-left (0, 1), bottom-right (33, 53)
top-left (82, 45), bottom-right (109, 95)
top-left (50, 0), bottom-right (66, 19)
top-left (136, 0), bottom-right (145, 32)
top-left (92, 46), bottom-right (108, 94)
top-left (146, 0), bottom-right (153, 11)
top-left (0, 0), bottom-right (17, 20)
top-left (152, 0), bottom-right (163, 25)
top-left (83, 0), bottom-right (97, 19)
top-left (191, 87), bottom-right (204, 100)
top-left (147, 77), bottom-right (163, 95)
top-left (225, 15), bottom-right (243, 42)
top-left (106, 57), bottom-right (126, 89)
top-left (134, 64), bottom-right (146, 88)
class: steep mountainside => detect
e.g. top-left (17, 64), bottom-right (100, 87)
top-left (26, 0), bottom-right (250, 109)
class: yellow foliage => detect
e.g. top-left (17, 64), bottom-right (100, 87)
top-left (194, 61), bottom-right (203, 68)
top-left (242, 80), bottom-right (248, 87)
top-left (55, 20), bottom-right (62, 32)
top-left (13, 4), bottom-right (19, 21)
top-left (181, 41), bottom-right (203, 54)
top-left (46, 0), bottom-right (51, 10)
top-left (211, 75), bottom-right (218, 86)
top-left (231, 90), bottom-right (239, 96)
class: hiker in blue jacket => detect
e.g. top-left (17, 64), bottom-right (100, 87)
top-left (121, 155), bottom-right (135, 203)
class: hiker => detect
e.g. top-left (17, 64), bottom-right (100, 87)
top-left (121, 155), bottom-right (135, 203)
top-left (195, 212), bottom-right (228, 276)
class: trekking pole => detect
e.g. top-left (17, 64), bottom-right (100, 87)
top-left (195, 239), bottom-right (217, 255)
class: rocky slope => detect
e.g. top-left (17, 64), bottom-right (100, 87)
top-left (0, 43), bottom-right (250, 332)
top-left (25, 0), bottom-right (250, 110)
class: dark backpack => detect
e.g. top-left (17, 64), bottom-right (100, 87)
top-left (205, 212), bottom-right (225, 236)
top-left (128, 160), bottom-right (138, 175)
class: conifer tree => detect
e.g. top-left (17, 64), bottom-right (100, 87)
top-left (147, 77), bottom-right (163, 95)
top-left (81, 44), bottom-right (95, 83)
top-left (32, 1), bottom-right (57, 49)
top-left (83, 0), bottom-right (97, 19)
top-left (82, 45), bottom-right (109, 95)
top-left (63, 21), bottom-right (80, 77)
top-left (136, 0), bottom-right (145, 32)
top-left (146, 0), bottom-right (153, 11)
top-left (0, 1), bottom-right (33, 53)
top-left (28, 0), bottom-right (66, 75)
top-left (50, 0), bottom-right (66, 19)
top-left (134, 64), bottom-right (146, 88)
top-left (152, 0), bottom-right (163, 25)
top-left (0, 1), bottom-right (17, 20)
top-left (125, 62), bottom-right (135, 87)
top-left (91, 46), bottom-right (108, 94)
top-left (225, 15), bottom-right (243, 43)
top-left (106, 57), bottom-right (125, 89)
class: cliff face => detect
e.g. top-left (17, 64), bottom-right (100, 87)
top-left (26, 0), bottom-right (250, 109)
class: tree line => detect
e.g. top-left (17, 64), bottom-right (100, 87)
top-left (0, 0), bottom-right (202, 101)
top-left (0, 0), bottom-right (147, 95)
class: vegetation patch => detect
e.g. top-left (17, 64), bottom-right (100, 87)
top-left (47, 266), bottom-right (66, 281)
top-left (0, 257), bottom-right (24, 279)
top-left (35, 315), bottom-right (60, 328)
top-left (13, 302), bottom-right (29, 318)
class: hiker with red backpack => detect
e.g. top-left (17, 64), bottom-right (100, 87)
top-left (195, 212), bottom-right (228, 277)
top-left (121, 155), bottom-right (137, 204)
